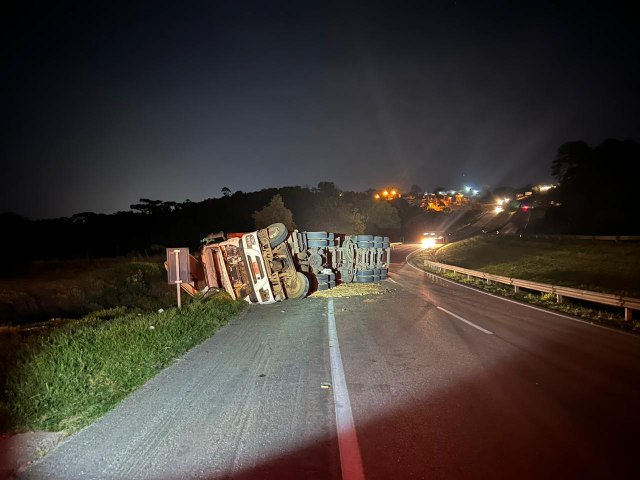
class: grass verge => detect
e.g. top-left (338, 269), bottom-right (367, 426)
top-left (425, 236), bottom-right (640, 297)
top-left (0, 292), bottom-right (245, 434)
top-left (411, 236), bottom-right (640, 331)
top-left (0, 257), bottom-right (177, 326)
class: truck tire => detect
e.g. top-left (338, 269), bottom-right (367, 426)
top-left (308, 239), bottom-right (329, 247)
top-left (306, 232), bottom-right (328, 239)
top-left (356, 235), bottom-right (374, 242)
top-left (267, 223), bottom-right (288, 247)
top-left (287, 272), bottom-right (309, 299)
top-left (356, 275), bottom-right (373, 283)
top-left (356, 269), bottom-right (374, 283)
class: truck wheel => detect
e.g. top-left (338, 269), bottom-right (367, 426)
top-left (267, 223), bottom-right (289, 247)
top-left (306, 231), bottom-right (328, 239)
top-left (308, 239), bottom-right (329, 247)
top-left (356, 275), bottom-right (373, 283)
top-left (356, 269), bottom-right (374, 283)
top-left (339, 268), bottom-right (354, 283)
top-left (287, 272), bottom-right (309, 299)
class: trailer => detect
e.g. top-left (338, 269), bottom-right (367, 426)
top-left (170, 223), bottom-right (391, 303)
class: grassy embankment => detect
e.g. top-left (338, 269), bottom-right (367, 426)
top-left (0, 257), bottom-right (178, 326)
top-left (0, 259), bottom-right (246, 434)
top-left (413, 235), bottom-right (640, 330)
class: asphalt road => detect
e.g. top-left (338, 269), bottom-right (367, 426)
top-left (21, 244), bottom-right (640, 479)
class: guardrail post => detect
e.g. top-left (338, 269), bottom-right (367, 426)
top-left (421, 258), bottom-right (640, 321)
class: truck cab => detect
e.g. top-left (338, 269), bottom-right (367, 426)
top-left (199, 223), bottom-right (309, 304)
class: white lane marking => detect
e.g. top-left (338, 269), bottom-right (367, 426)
top-left (403, 248), bottom-right (635, 336)
top-left (437, 306), bottom-right (494, 335)
top-left (328, 298), bottom-right (366, 480)
top-left (387, 277), bottom-right (398, 284)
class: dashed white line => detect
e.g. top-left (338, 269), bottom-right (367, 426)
top-left (328, 298), bottom-right (366, 480)
top-left (402, 247), bottom-right (634, 336)
top-left (437, 306), bottom-right (494, 335)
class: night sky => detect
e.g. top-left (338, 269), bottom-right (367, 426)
top-left (2, 1), bottom-right (638, 219)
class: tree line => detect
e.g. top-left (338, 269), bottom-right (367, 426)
top-left (545, 138), bottom-right (639, 234)
top-left (1, 138), bottom-right (637, 274)
top-left (0, 182), bottom-right (422, 274)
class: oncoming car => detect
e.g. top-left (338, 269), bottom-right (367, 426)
top-left (421, 232), bottom-right (444, 249)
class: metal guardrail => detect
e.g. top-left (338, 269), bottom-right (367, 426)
top-left (423, 260), bottom-right (640, 321)
top-left (501, 234), bottom-right (640, 241)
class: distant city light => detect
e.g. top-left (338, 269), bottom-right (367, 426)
top-left (374, 187), bottom-right (400, 200)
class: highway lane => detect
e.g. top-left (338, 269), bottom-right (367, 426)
top-left (20, 244), bottom-right (640, 479)
top-left (21, 300), bottom-right (342, 480)
top-left (336, 243), bottom-right (640, 478)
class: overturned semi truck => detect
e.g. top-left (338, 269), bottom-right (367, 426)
top-left (169, 223), bottom-right (391, 304)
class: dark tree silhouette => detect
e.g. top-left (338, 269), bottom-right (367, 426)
top-left (410, 184), bottom-right (423, 195)
top-left (252, 195), bottom-right (297, 230)
top-left (546, 139), bottom-right (640, 234)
